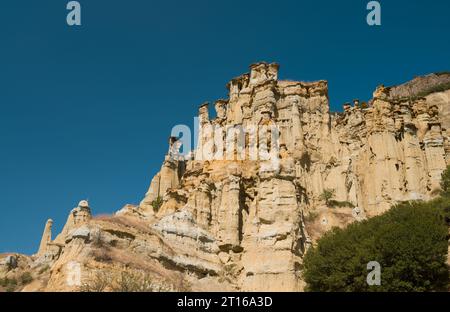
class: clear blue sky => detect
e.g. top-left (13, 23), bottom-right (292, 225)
top-left (1, 0), bottom-right (449, 254)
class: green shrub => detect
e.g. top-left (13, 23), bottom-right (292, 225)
top-left (303, 200), bottom-right (449, 291)
top-left (20, 272), bottom-right (33, 285)
top-left (111, 270), bottom-right (154, 292)
top-left (305, 211), bottom-right (319, 222)
top-left (319, 189), bottom-right (335, 207)
top-left (151, 196), bottom-right (163, 213)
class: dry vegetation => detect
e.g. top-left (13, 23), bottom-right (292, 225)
top-left (89, 246), bottom-right (187, 289)
top-left (88, 214), bottom-right (189, 291)
top-left (92, 214), bottom-right (176, 255)
top-left (93, 215), bottom-right (156, 235)
top-left (79, 266), bottom-right (190, 292)
top-left (79, 268), bottom-right (169, 292)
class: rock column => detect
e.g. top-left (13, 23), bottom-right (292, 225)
top-left (37, 219), bottom-right (53, 257)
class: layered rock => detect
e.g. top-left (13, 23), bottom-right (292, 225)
top-left (3, 63), bottom-right (450, 292)
top-left (132, 63), bottom-right (450, 291)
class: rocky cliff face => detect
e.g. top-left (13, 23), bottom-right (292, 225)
top-left (2, 64), bottom-right (449, 292)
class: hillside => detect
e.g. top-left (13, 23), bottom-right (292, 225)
top-left (1, 63), bottom-right (450, 292)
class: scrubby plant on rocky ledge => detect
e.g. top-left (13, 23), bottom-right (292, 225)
top-left (79, 271), bottom-right (110, 292)
top-left (305, 211), bottom-right (319, 222)
top-left (303, 169), bottom-right (450, 291)
top-left (319, 189), bottom-right (355, 208)
top-left (0, 277), bottom-right (17, 292)
top-left (440, 166), bottom-right (450, 199)
top-left (19, 272), bottom-right (33, 285)
top-left (396, 80), bottom-right (450, 102)
top-left (151, 196), bottom-right (163, 213)
top-left (79, 268), bottom-right (176, 292)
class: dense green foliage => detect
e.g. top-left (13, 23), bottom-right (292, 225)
top-left (303, 197), bottom-right (449, 291)
top-left (440, 166), bottom-right (450, 198)
top-left (319, 189), bottom-right (335, 206)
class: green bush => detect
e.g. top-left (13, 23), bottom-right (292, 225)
top-left (79, 271), bottom-right (111, 292)
top-left (1, 277), bottom-right (18, 292)
top-left (151, 196), bottom-right (163, 213)
top-left (305, 211), bottom-right (319, 222)
top-left (20, 272), bottom-right (33, 285)
top-left (111, 270), bottom-right (154, 292)
top-left (80, 269), bottom-right (159, 292)
top-left (319, 189), bottom-right (335, 207)
top-left (303, 200), bottom-right (449, 291)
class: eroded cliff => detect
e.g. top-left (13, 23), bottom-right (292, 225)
top-left (2, 64), bottom-right (449, 292)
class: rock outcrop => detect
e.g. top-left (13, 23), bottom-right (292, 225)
top-left (2, 63), bottom-right (450, 292)
top-left (137, 63), bottom-right (450, 291)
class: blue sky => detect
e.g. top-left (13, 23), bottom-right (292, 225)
top-left (0, 0), bottom-right (449, 254)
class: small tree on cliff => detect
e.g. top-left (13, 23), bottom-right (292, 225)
top-left (319, 189), bottom-right (335, 207)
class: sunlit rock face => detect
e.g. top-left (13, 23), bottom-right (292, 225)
top-left (134, 64), bottom-right (450, 291)
top-left (7, 64), bottom-right (449, 292)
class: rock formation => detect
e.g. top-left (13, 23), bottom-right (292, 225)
top-left (2, 64), bottom-right (450, 292)
top-left (36, 219), bottom-right (53, 257)
top-left (136, 64), bottom-right (450, 290)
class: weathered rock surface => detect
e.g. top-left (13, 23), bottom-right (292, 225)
top-left (2, 64), bottom-right (450, 292)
